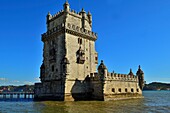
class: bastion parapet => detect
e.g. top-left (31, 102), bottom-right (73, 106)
top-left (34, 1), bottom-right (145, 101)
top-left (42, 23), bottom-right (97, 42)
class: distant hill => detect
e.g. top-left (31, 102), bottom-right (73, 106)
top-left (143, 82), bottom-right (170, 90)
top-left (0, 85), bottom-right (34, 92)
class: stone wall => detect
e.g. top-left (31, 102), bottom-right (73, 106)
top-left (34, 1), bottom-right (144, 101)
top-left (42, 33), bottom-right (65, 81)
top-left (88, 72), bottom-right (142, 101)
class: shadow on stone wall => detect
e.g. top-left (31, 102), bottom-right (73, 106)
top-left (34, 79), bottom-right (67, 101)
top-left (71, 75), bottom-right (104, 101)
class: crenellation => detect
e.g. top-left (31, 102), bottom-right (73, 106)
top-left (89, 73), bottom-right (100, 81)
top-left (35, 1), bottom-right (144, 101)
top-left (65, 23), bottom-right (97, 39)
top-left (105, 72), bottom-right (138, 82)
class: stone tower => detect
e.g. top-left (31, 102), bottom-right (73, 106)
top-left (35, 1), bottom-right (98, 101)
top-left (136, 65), bottom-right (145, 90)
top-left (35, 1), bottom-right (145, 101)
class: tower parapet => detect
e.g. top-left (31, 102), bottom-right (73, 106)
top-left (35, 1), bottom-right (145, 101)
top-left (63, 0), bottom-right (70, 12)
top-left (46, 1), bottom-right (93, 31)
top-left (106, 72), bottom-right (138, 82)
top-left (42, 23), bottom-right (97, 42)
top-left (136, 65), bottom-right (145, 90)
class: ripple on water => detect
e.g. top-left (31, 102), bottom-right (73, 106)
top-left (0, 91), bottom-right (170, 113)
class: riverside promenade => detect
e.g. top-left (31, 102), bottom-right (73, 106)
top-left (0, 92), bottom-right (34, 99)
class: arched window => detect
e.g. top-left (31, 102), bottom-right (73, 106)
top-left (131, 88), bottom-right (134, 93)
top-left (52, 65), bottom-right (54, 72)
top-left (118, 88), bottom-right (121, 92)
top-left (78, 38), bottom-right (82, 45)
top-left (137, 89), bottom-right (139, 92)
top-left (125, 88), bottom-right (128, 92)
top-left (112, 88), bottom-right (115, 92)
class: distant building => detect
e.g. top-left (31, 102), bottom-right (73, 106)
top-left (34, 1), bottom-right (145, 101)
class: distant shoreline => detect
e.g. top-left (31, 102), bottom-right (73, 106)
top-left (143, 82), bottom-right (170, 91)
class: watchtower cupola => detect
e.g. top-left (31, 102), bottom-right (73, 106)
top-left (128, 68), bottom-right (134, 76)
top-left (87, 11), bottom-right (92, 27)
top-left (63, 0), bottom-right (70, 12)
top-left (80, 8), bottom-right (86, 28)
top-left (46, 12), bottom-right (52, 23)
top-left (136, 65), bottom-right (144, 75)
top-left (98, 60), bottom-right (107, 80)
top-left (136, 65), bottom-right (145, 90)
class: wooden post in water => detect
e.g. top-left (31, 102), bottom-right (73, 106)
top-left (24, 93), bottom-right (27, 99)
top-left (17, 94), bottom-right (20, 99)
top-left (28, 94), bottom-right (30, 99)
top-left (10, 94), bottom-right (13, 99)
top-left (3, 94), bottom-right (6, 99)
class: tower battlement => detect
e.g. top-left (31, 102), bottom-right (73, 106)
top-left (41, 23), bottom-right (97, 42)
top-left (34, 1), bottom-right (144, 101)
top-left (106, 72), bottom-right (138, 82)
top-left (46, 2), bottom-right (93, 32)
top-left (47, 9), bottom-right (91, 23)
top-left (88, 72), bottom-right (138, 82)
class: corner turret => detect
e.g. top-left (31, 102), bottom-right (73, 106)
top-left (87, 11), bottom-right (92, 27)
top-left (46, 12), bottom-right (52, 23)
top-left (63, 0), bottom-right (70, 12)
top-left (128, 68), bottom-right (134, 76)
top-left (98, 60), bottom-right (107, 80)
top-left (136, 65), bottom-right (145, 90)
top-left (80, 8), bottom-right (86, 28)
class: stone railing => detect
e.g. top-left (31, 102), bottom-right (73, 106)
top-left (89, 72), bottom-right (138, 82)
top-left (48, 9), bottom-right (89, 22)
top-left (42, 23), bottom-right (65, 38)
top-left (106, 73), bottom-right (138, 82)
top-left (89, 73), bottom-right (100, 81)
top-left (52, 10), bottom-right (64, 18)
top-left (66, 23), bottom-right (97, 40)
top-left (42, 23), bottom-right (97, 41)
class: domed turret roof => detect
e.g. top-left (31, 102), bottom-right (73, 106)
top-left (98, 60), bottom-right (107, 70)
top-left (64, 0), bottom-right (69, 6)
top-left (136, 65), bottom-right (144, 74)
top-left (128, 68), bottom-right (134, 76)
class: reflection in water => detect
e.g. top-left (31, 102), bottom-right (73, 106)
top-left (0, 91), bottom-right (170, 113)
top-left (39, 99), bottom-right (145, 113)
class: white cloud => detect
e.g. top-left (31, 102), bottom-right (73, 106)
top-left (23, 81), bottom-right (34, 85)
top-left (12, 80), bottom-right (20, 83)
top-left (34, 77), bottom-right (40, 81)
top-left (0, 78), bottom-right (8, 81)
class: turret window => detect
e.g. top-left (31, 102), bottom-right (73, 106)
top-left (118, 88), bottom-right (121, 92)
top-left (52, 65), bottom-right (54, 72)
top-left (131, 88), bottom-right (134, 93)
top-left (80, 39), bottom-right (82, 44)
top-left (78, 38), bottom-right (82, 45)
top-left (95, 56), bottom-right (98, 61)
top-left (112, 88), bottom-right (115, 92)
top-left (137, 89), bottom-right (139, 92)
top-left (125, 88), bottom-right (128, 92)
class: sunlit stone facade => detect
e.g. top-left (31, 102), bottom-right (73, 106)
top-left (34, 1), bottom-right (145, 101)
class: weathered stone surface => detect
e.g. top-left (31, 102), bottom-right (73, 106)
top-left (34, 1), bottom-right (145, 101)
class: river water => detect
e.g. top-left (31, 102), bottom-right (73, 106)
top-left (0, 91), bottom-right (169, 113)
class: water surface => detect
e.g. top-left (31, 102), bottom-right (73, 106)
top-left (0, 91), bottom-right (169, 113)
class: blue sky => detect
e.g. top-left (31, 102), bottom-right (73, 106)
top-left (0, 0), bottom-right (170, 85)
